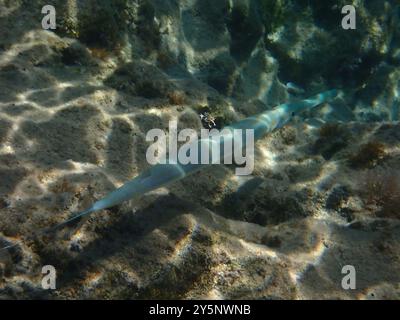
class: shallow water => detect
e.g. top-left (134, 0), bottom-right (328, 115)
top-left (0, 0), bottom-right (399, 300)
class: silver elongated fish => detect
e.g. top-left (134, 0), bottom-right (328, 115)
top-left (0, 90), bottom-right (338, 251)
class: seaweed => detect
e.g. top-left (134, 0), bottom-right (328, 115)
top-left (362, 169), bottom-right (400, 219)
top-left (57, 0), bottom-right (130, 50)
top-left (349, 141), bottom-right (386, 169)
top-left (319, 123), bottom-right (342, 138)
top-left (167, 90), bottom-right (186, 106)
top-left (60, 42), bottom-right (92, 66)
top-left (89, 47), bottom-right (111, 61)
top-left (157, 51), bottom-right (177, 69)
top-left (312, 123), bottom-right (350, 160)
top-left (136, 80), bottom-right (166, 99)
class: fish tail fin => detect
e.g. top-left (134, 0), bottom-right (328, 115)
top-left (0, 241), bottom-right (20, 254)
top-left (0, 207), bottom-right (95, 254)
top-left (43, 208), bottom-right (95, 233)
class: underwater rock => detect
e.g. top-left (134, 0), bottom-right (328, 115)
top-left (106, 61), bottom-right (176, 99)
top-left (0, 198), bottom-right (10, 210)
top-left (206, 53), bottom-right (237, 95)
top-left (326, 185), bottom-right (350, 211)
top-left (312, 123), bottom-right (350, 160)
top-left (56, 0), bottom-right (131, 50)
top-left (69, 240), bottom-right (83, 253)
top-left (237, 189), bottom-right (308, 226)
top-left (261, 235), bottom-right (282, 248)
top-left (1, 0), bottom-right (400, 300)
top-left (60, 42), bottom-right (93, 66)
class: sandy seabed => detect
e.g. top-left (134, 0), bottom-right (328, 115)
top-left (0, 1), bottom-right (400, 300)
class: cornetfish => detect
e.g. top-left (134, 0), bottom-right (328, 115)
top-left (0, 89), bottom-right (338, 251)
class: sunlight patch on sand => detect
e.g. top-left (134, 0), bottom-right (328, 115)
top-left (257, 144), bottom-right (277, 168)
top-left (288, 221), bottom-right (332, 285)
top-left (238, 239), bottom-right (278, 259)
top-left (204, 288), bottom-right (225, 299)
top-left (0, 144), bottom-right (14, 155)
top-left (289, 240), bottom-right (328, 284)
top-left (167, 218), bottom-right (198, 265)
top-left (315, 161), bottom-right (339, 190)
